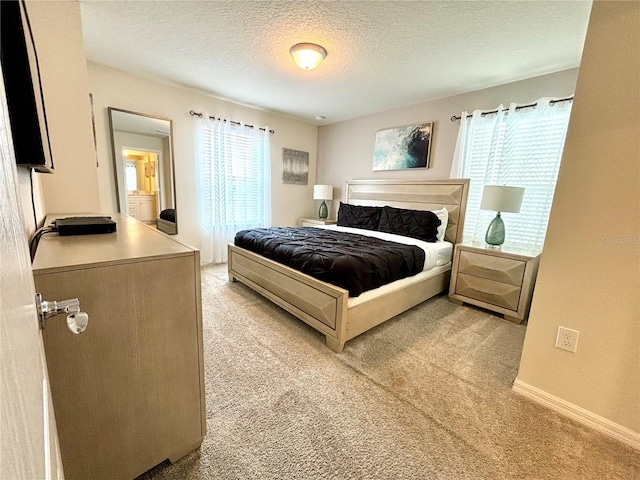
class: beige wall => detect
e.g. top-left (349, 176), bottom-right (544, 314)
top-left (518, 1), bottom-right (639, 433)
top-left (88, 63), bottom-right (318, 248)
top-left (26, 1), bottom-right (100, 218)
top-left (16, 168), bottom-right (44, 237)
top-left (316, 69), bottom-right (578, 214)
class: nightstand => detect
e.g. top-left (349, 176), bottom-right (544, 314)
top-left (299, 217), bottom-right (337, 227)
top-left (448, 242), bottom-right (541, 324)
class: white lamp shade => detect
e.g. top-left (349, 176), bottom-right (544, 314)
top-left (290, 43), bottom-right (327, 70)
top-left (313, 184), bottom-right (333, 201)
top-left (480, 185), bottom-right (525, 213)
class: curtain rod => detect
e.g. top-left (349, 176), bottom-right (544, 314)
top-left (450, 96), bottom-right (574, 122)
top-left (189, 110), bottom-right (275, 134)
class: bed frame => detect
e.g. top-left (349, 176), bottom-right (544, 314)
top-left (156, 217), bottom-right (177, 235)
top-left (228, 179), bottom-right (470, 353)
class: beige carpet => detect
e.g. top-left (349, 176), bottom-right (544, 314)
top-left (139, 263), bottom-right (639, 479)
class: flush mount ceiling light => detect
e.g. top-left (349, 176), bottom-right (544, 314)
top-left (290, 43), bottom-right (327, 70)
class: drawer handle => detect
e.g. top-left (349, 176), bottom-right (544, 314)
top-left (477, 266), bottom-right (499, 272)
top-left (472, 288), bottom-right (494, 295)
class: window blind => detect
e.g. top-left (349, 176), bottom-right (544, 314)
top-left (197, 116), bottom-right (271, 263)
top-left (459, 100), bottom-right (572, 250)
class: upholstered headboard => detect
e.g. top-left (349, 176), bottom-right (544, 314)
top-left (344, 179), bottom-right (470, 244)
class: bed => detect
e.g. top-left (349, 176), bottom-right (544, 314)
top-left (228, 179), bottom-right (470, 352)
top-left (156, 208), bottom-right (177, 235)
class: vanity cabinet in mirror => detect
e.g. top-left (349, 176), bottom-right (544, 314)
top-left (108, 107), bottom-right (178, 234)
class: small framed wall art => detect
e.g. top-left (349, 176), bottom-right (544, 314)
top-left (373, 122), bottom-right (433, 171)
top-left (282, 148), bottom-right (309, 185)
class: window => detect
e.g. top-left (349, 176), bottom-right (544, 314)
top-left (196, 117), bottom-right (271, 263)
top-left (451, 98), bottom-right (572, 250)
top-left (125, 162), bottom-right (137, 192)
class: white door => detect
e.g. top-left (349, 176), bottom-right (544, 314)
top-left (0, 69), bottom-right (64, 479)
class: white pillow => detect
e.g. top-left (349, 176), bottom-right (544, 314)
top-left (432, 207), bottom-right (449, 241)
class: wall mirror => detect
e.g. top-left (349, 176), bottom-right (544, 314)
top-left (108, 107), bottom-right (177, 234)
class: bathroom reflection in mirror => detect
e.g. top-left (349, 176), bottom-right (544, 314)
top-left (108, 108), bottom-right (177, 234)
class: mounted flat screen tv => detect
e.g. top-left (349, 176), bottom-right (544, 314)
top-left (0, 0), bottom-right (54, 173)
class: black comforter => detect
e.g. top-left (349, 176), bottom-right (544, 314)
top-left (234, 227), bottom-right (425, 297)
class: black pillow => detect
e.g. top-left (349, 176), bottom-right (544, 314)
top-left (160, 208), bottom-right (176, 222)
top-left (378, 206), bottom-right (441, 243)
top-left (337, 202), bottom-right (382, 231)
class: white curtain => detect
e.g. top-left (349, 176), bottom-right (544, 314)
top-left (449, 110), bottom-right (469, 178)
top-left (451, 98), bottom-right (572, 249)
top-left (196, 114), bottom-right (271, 263)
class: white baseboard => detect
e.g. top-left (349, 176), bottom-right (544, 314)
top-left (512, 378), bottom-right (640, 451)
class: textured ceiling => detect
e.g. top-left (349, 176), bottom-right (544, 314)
top-left (80, 1), bottom-right (592, 126)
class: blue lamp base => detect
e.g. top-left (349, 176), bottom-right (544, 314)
top-left (485, 212), bottom-right (505, 247)
top-left (318, 201), bottom-right (328, 219)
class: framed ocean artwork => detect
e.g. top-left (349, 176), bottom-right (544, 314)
top-left (373, 122), bottom-right (433, 171)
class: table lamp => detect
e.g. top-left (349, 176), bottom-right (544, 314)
top-left (313, 184), bottom-right (333, 219)
top-left (480, 185), bottom-right (525, 247)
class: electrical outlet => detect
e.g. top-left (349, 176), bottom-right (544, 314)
top-left (555, 327), bottom-right (579, 353)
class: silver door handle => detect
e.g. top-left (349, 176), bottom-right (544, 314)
top-left (35, 293), bottom-right (89, 334)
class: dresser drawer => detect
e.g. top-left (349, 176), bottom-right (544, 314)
top-left (455, 273), bottom-right (521, 310)
top-left (458, 250), bottom-right (525, 286)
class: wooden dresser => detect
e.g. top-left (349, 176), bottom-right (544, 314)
top-left (449, 242), bottom-right (541, 323)
top-left (32, 214), bottom-right (205, 480)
